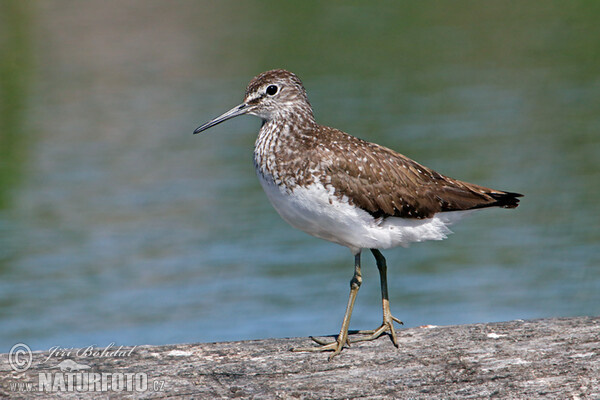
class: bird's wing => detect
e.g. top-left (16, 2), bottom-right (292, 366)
top-left (317, 128), bottom-right (521, 219)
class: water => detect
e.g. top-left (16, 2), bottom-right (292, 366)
top-left (0, 1), bottom-right (598, 352)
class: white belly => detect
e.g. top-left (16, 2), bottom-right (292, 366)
top-left (257, 174), bottom-right (471, 255)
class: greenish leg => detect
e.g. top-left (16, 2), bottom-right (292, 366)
top-left (292, 252), bottom-right (363, 360)
top-left (352, 249), bottom-right (403, 346)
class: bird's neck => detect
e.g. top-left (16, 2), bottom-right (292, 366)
top-left (253, 114), bottom-right (318, 186)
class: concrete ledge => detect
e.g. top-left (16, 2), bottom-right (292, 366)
top-left (1, 316), bottom-right (599, 399)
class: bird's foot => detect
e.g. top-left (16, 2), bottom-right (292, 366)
top-left (351, 314), bottom-right (403, 346)
top-left (291, 334), bottom-right (350, 360)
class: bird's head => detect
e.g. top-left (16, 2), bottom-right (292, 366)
top-left (194, 69), bottom-right (315, 134)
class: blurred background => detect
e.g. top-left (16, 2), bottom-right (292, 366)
top-left (0, 1), bottom-right (598, 351)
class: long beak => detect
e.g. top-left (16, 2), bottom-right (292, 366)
top-left (193, 103), bottom-right (249, 134)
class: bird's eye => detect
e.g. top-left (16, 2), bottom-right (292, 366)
top-left (266, 85), bottom-right (278, 96)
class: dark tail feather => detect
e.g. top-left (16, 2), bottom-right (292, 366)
top-left (489, 191), bottom-right (523, 209)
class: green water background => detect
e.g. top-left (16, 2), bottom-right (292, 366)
top-left (0, 1), bottom-right (598, 350)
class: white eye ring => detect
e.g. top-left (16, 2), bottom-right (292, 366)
top-left (266, 85), bottom-right (278, 96)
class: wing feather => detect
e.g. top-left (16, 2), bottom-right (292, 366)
top-left (317, 128), bottom-right (521, 219)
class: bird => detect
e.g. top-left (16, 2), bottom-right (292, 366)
top-left (194, 69), bottom-right (522, 359)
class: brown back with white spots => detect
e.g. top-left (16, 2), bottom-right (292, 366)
top-left (249, 69), bottom-right (522, 219)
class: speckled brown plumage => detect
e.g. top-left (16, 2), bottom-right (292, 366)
top-left (249, 70), bottom-right (521, 220)
top-left (194, 69), bottom-right (524, 359)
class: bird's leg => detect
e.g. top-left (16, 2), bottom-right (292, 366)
top-left (292, 252), bottom-right (362, 360)
top-left (352, 249), bottom-right (403, 346)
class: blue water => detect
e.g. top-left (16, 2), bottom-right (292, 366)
top-left (0, 2), bottom-right (598, 352)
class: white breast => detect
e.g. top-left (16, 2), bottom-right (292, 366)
top-left (256, 172), bottom-right (472, 255)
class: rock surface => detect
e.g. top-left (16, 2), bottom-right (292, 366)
top-left (1, 317), bottom-right (598, 399)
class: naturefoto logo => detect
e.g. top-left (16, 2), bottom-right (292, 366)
top-left (56, 359), bottom-right (92, 372)
top-left (7, 342), bottom-right (166, 393)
